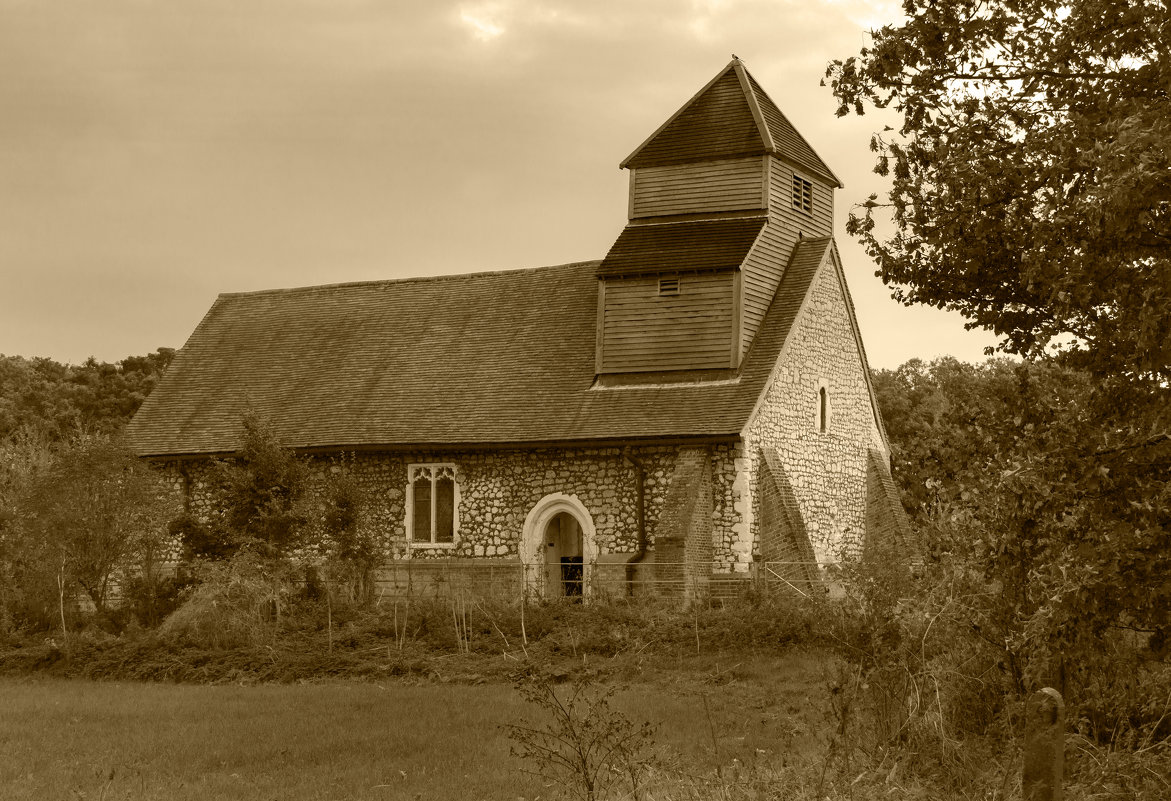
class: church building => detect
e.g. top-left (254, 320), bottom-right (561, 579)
top-left (126, 58), bottom-right (912, 599)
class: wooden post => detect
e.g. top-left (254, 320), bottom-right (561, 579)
top-left (1023, 687), bottom-right (1064, 801)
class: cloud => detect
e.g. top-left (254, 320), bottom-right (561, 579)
top-left (0, 0), bottom-right (996, 367)
top-left (459, 3), bottom-right (506, 41)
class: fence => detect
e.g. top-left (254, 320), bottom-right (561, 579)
top-left (370, 558), bottom-right (825, 604)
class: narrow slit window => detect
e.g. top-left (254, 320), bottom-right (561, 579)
top-left (658, 277), bottom-right (680, 296)
top-left (792, 175), bottom-right (813, 215)
top-left (818, 386), bottom-right (828, 433)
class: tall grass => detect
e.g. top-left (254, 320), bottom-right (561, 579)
top-left (0, 656), bottom-right (826, 801)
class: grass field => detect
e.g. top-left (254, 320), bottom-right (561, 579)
top-left (0, 652), bottom-right (831, 800)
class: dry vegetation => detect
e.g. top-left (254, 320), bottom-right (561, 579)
top-left (2, 589), bottom-right (1167, 801)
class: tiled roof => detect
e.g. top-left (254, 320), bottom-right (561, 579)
top-left (125, 240), bottom-right (836, 457)
top-left (596, 217), bottom-right (766, 277)
top-left (623, 67), bottom-right (765, 168)
top-left (621, 59), bottom-right (841, 186)
top-left (745, 73), bottom-right (841, 188)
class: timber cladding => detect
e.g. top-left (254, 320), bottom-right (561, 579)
top-left (599, 273), bottom-right (735, 372)
top-left (126, 57), bottom-right (901, 579)
top-left (739, 222), bottom-right (793, 359)
top-left (630, 157), bottom-right (765, 218)
top-left (768, 158), bottom-right (833, 239)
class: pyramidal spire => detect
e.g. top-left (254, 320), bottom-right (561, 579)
top-left (621, 59), bottom-right (841, 187)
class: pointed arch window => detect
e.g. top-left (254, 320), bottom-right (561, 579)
top-left (407, 463), bottom-right (459, 546)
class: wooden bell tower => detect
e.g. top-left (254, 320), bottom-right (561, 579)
top-left (595, 58), bottom-right (842, 379)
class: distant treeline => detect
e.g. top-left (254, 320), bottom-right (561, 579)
top-left (0, 349), bottom-right (175, 442)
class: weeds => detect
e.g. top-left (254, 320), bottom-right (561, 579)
top-left (506, 674), bottom-right (657, 801)
top-left (156, 550), bottom-right (296, 649)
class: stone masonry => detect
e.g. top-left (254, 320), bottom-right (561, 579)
top-left (159, 443), bottom-right (743, 574)
top-left (741, 254), bottom-right (888, 565)
top-left (158, 253), bottom-right (891, 581)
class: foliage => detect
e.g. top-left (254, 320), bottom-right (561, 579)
top-left (165, 416), bottom-right (319, 644)
top-left (310, 461), bottom-right (379, 606)
top-left (0, 349), bottom-right (174, 442)
top-left (120, 572), bottom-right (192, 629)
top-left (870, 356), bottom-right (1170, 737)
top-left (158, 550), bottom-right (298, 649)
top-left (0, 347), bottom-right (177, 631)
top-left (832, 2), bottom-right (1170, 745)
top-left (0, 428), bottom-right (57, 630)
top-left (507, 674), bottom-right (657, 801)
top-left (826, 0), bottom-right (1170, 380)
top-left (0, 433), bottom-right (179, 632)
top-left (871, 357), bottom-right (1018, 520)
top-left (179, 413), bottom-right (309, 561)
top-left (810, 542), bottom-right (1171, 799)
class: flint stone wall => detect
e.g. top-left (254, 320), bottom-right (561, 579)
top-left (159, 443), bottom-right (741, 567)
top-left (741, 256), bottom-right (888, 564)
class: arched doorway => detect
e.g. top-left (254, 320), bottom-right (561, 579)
top-left (521, 493), bottom-right (597, 599)
top-left (546, 512), bottom-right (583, 597)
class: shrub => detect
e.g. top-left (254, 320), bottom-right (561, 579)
top-left (158, 550), bottom-right (297, 649)
top-left (121, 571), bottom-right (192, 629)
top-left (507, 674), bottom-right (657, 801)
top-left (179, 413), bottom-right (308, 561)
top-left (1, 432), bottom-right (178, 634)
top-left (310, 463), bottom-right (379, 608)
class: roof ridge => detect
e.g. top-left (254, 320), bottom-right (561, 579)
top-left (216, 260), bottom-right (604, 299)
top-left (732, 59), bottom-right (777, 154)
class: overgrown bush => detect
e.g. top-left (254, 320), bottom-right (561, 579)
top-left (158, 550), bottom-right (298, 649)
top-left (179, 413), bottom-right (308, 561)
top-left (309, 462), bottom-right (380, 608)
top-left (121, 571), bottom-right (192, 629)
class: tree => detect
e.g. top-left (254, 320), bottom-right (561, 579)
top-left (827, 0), bottom-right (1170, 381)
top-left (0, 356), bottom-right (81, 441)
top-left (870, 357), bottom-right (1169, 734)
top-left (0, 428), bottom-right (57, 631)
top-left (0, 348), bottom-right (175, 442)
top-left (870, 357), bottom-right (1018, 519)
top-left (180, 413), bottom-right (309, 561)
top-left (314, 464), bottom-right (377, 605)
top-left (2, 434), bottom-right (179, 632)
top-left (830, 1), bottom-right (1171, 729)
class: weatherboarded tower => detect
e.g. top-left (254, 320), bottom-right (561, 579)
top-left (596, 57), bottom-right (841, 378)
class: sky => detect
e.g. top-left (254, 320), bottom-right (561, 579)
top-left (0, 0), bottom-right (1000, 369)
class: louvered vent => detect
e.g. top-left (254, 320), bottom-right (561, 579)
top-left (791, 175), bottom-right (813, 215)
top-left (658, 277), bottom-right (680, 296)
